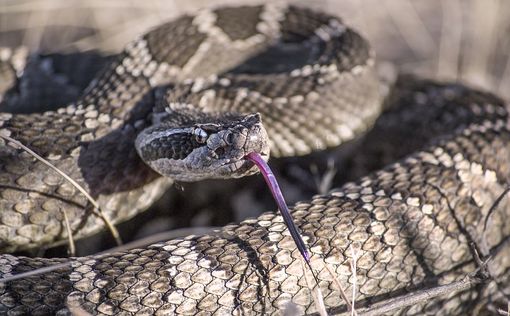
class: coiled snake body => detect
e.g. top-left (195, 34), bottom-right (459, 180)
top-left (0, 4), bottom-right (509, 315)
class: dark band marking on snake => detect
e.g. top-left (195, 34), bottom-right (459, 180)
top-left (0, 4), bottom-right (509, 315)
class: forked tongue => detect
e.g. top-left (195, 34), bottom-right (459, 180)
top-left (245, 152), bottom-right (317, 280)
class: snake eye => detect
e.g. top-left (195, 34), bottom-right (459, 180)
top-left (193, 127), bottom-right (208, 143)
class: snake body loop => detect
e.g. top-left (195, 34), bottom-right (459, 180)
top-left (0, 4), bottom-right (509, 315)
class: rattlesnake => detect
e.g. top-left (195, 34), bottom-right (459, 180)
top-left (0, 4), bottom-right (509, 315)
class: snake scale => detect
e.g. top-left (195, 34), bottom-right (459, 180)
top-left (0, 4), bottom-right (509, 315)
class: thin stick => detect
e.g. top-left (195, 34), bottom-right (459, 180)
top-left (483, 186), bottom-right (510, 232)
top-left (0, 226), bottom-right (219, 283)
top-left (498, 50), bottom-right (510, 99)
top-left (0, 227), bottom-right (223, 284)
top-left (324, 263), bottom-right (356, 315)
top-left (460, 0), bottom-right (499, 88)
top-left (0, 134), bottom-right (122, 246)
top-left (62, 209), bottom-right (76, 256)
top-left (311, 159), bottom-right (337, 195)
top-left (98, 226), bottom-right (219, 253)
top-left (437, 0), bottom-right (462, 81)
top-left (0, 262), bottom-right (72, 283)
top-left (355, 275), bottom-right (483, 316)
top-left (349, 245), bottom-right (360, 316)
top-left (383, 0), bottom-right (436, 58)
top-left (301, 258), bottom-right (328, 316)
top-left (356, 244), bottom-right (490, 316)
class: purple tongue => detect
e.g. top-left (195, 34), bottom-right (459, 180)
top-left (245, 152), bottom-right (311, 263)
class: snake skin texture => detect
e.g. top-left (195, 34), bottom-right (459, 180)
top-left (0, 4), bottom-right (509, 316)
top-left (0, 4), bottom-right (379, 253)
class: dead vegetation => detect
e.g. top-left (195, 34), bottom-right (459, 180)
top-left (1, 0), bottom-right (510, 314)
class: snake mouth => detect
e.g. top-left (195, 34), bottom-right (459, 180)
top-left (239, 151), bottom-right (270, 175)
top-left (244, 151), bottom-right (269, 164)
top-left (219, 152), bottom-right (268, 178)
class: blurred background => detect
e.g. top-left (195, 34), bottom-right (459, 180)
top-left (1, 0), bottom-right (509, 98)
top-left (1, 0), bottom-right (509, 256)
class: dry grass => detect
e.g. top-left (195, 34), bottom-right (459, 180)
top-left (1, 0), bottom-right (509, 313)
top-left (1, 0), bottom-right (509, 101)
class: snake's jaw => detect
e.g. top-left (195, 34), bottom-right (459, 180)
top-left (135, 113), bottom-right (270, 182)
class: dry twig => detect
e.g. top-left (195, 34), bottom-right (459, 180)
top-left (0, 134), bottom-right (122, 246)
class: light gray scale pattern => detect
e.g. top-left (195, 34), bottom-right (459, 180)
top-left (0, 4), bottom-right (508, 316)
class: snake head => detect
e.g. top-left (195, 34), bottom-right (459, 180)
top-left (135, 113), bottom-right (270, 182)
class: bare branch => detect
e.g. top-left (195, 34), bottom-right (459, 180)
top-left (356, 275), bottom-right (483, 316)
